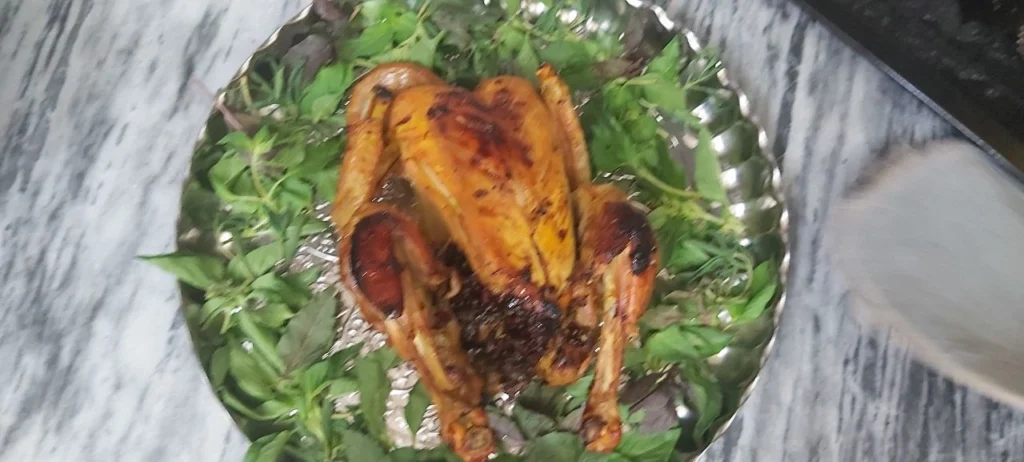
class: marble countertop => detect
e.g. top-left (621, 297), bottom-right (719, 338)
top-left (3, 0), bottom-right (1024, 460)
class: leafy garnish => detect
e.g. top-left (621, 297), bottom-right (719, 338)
top-left (405, 381), bottom-right (431, 435)
top-left (143, 0), bottom-right (782, 459)
top-left (276, 291), bottom-right (338, 372)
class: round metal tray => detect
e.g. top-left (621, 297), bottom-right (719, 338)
top-left (176, 0), bottom-right (789, 459)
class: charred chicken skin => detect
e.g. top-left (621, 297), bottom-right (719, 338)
top-left (332, 62), bottom-right (658, 460)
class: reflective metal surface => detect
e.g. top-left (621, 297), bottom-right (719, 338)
top-left (178, 0), bottom-right (789, 458)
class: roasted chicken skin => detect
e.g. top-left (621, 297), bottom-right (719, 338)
top-left (332, 62), bottom-right (658, 459)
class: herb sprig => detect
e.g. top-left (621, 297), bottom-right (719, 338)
top-left (144, 0), bottom-right (781, 460)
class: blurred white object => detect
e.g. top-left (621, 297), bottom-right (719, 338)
top-left (828, 139), bottom-right (1024, 409)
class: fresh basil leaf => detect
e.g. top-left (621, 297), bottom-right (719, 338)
top-left (228, 345), bottom-right (276, 400)
top-left (615, 428), bottom-right (681, 462)
top-left (406, 32), bottom-right (445, 67)
top-left (209, 346), bottom-right (231, 389)
top-left (237, 311), bottom-right (286, 373)
top-left (579, 452), bottom-right (630, 462)
top-left (513, 406), bottom-right (559, 439)
top-left (588, 117), bottom-right (631, 173)
top-left (310, 93), bottom-right (344, 122)
top-left (667, 241), bottom-right (711, 272)
top-left (538, 41), bottom-right (591, 69)
top-left (294, 267), bottom-right (322, 287)
top-left (347, 23), bottom-right (396, 58)
top-left (295, 140), bottom-right (341, 174)
top-left (368, 345), bottom-right (401, 370)
top-left (326, 377), bottom-right (359, 398)
top-left (748, 260), bottom-right (777, 295)
top-left (208, 153), bottom-right (248, 200)
top-left (277, 291), bottom-right (338, 372)
top-left (309, 167), bottom-right (339, 202)
top-left (250, 302), bottom-right (294, 329)
top-left (244, 430), bottom-right (293, 462)
top-left (564, 374), bottom-right (594, 411)
top-left (271, 145), bottom-right (305, 168)
top-left (647, 37), bottom-right (683, 78)
top-left (199, 296), bottom-right (233, 329)
top-left (389, 447), bottom-right (420, 462)
top-left (640, 81), bottom-right (690, 118)
top-left (683, 326), bottom-right (732, 357)
top-left (257, 399), bottom-right (296, 421)
top-left (639, 304), bottom-right (685, 331)
top-left (301, 63), bottom-right (354, 115)
top-left (735, 278), bottom-right (776, 323)
top-left (683, 365), bottom-right (722, 442)
top-left (693, 127), bottom-right (728, 204)
top-left (219, 131), bottom-right (253, 152)
top-left (343, 429), bottom-right (389, 461)
top-left (405, 381), bottom-right (431, 435)
top-left (276, 177), bottom-right (314, 211)
top-left (252, 273), bottom-right (310, 308)
top-left (140, 253), bottom-right (226, 290)
top-left (644, 326), bottom-right (700, 363)
top-left (504, 0), bottom-right (521, 16)
top-left (244, 242), bottom-right (286, 278)
top-left (515, 39), bottom-right (541, 81)
top-left (524, 432), bottom-right (584, 462)
top-left (356, 353), bottom-right (391, 440)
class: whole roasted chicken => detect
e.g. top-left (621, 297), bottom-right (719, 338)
top-left (331, 62), bottom-right (658, 461)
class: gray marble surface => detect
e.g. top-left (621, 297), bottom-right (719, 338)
top-left (2, 0), bottom-right (1023, 461)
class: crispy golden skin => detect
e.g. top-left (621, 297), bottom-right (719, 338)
top-left (333, 62), bottom-right (659, 459)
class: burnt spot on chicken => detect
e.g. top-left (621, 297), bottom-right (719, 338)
top-left (593, 202), bottom-right (657, 275)
top-left (472, 189), bottom-right (488, 199)
top-left (558, 229), bottom-right (569, 241)
top-left (351, 212), bottom-right (405, 318)
top-left (441, 245), bottom-right (560, 392)
top-left (532, 199), bottom-right (552, 219)
top-left (395, 115), bottom-right (412, 126)
top-left (372, 84), bottom-right (395, 101)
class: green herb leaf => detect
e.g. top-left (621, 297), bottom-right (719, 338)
top-left (343, 429), bottom-right (389, 461)
top-left (208, 153), bottom-right (248, 200)
top-left (250, 302), bottom-right (294, 329)
top-left (244, 431), bottom-right (293, 462)
top-left (140, 253), bottom-right (226, 290)
top-left (525, 432), bottom-right (584, 462)
top-left (748, 260), bottom-right (777, 294)
top-left (355, 353), bottom-right (391, 441)
top-left (237, 310), bottom-right (286, 373)
top-left (252, 273), bottom-right (310, 308)
top-left (209, 346), bottom-right (230, 389)
top-left (347, 23), bottom-right (396, 58)
top-left (735, 278), bottom-right (776, 323)
top-left (647, 37), bottom-right (683, 77)
top-left (276, 291), bottom-right (337, 372)
top-left (615, 428), bottom-right (681, 462)
top-left (564, 374), bottom-right (594, 411)
top-left (513, 406), bottom-right (559, 439)
top-left (240, 242), bottom-right (285, 279)
top-left (405, 381), bottom-right (431, 435)
top-left (326, 377), bottom-right (359, 398)
top-left (579, 453), bottom-right (630, 462)
top-left (683, 365), bottom-right (723, 442)
top-left (515, 39), bottom-right (541, 81)
top-left (684, 326), bottom-right (733, 357)
top-left (228, 344), bottom-right (277, 401)
top-left (644, 326), bottom-right (700, 363)
top-left (639, 305), bottom-right (684, 330)
top-left (300, 63), bottom-right (354, 116)
top-left (693, 127), bottom-right (728, 204)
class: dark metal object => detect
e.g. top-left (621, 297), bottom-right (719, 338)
top-left (790, 0), bottom-right (1024, 179)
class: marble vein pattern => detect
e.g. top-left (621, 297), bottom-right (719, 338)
top-left (1, 0), bottom-right (1023, 461)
